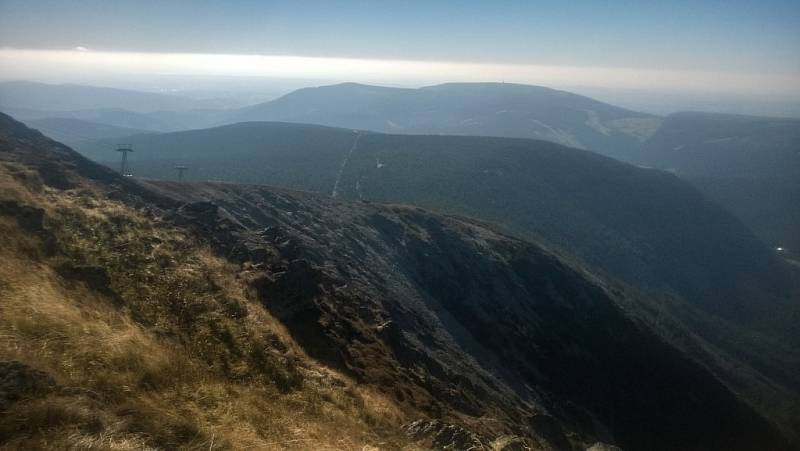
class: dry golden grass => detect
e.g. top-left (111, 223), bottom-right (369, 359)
top-left (0, 166), bottom-right (417, 450)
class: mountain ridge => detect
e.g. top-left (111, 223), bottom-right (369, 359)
top-left (0, 80), bottom-right (221, 113)
top-left (228, 82), bottom-right (661, 160)
top-left (1, 111), bottom-right (795, 449)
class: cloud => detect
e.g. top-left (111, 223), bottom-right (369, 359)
top-left (72, 46), bottom-right (89, 52)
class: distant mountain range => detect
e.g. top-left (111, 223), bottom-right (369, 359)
top-left (6, 106), bottom-right (175, 131)
top-left (0, 80), bottom-right (224, 113)
top-left (6, 80), bottom-right (798, 257)
top-left (2, 81), bottom-right (662, 160)
top-left (229, 82), bottom-right (662, 161)
top-left (0, 81), bottom-right (233, 132)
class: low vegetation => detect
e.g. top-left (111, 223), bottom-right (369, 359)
top-left (0, 162), bottom-right (411, 450)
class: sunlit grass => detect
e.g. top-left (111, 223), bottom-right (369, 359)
top-left (0, 164), bottom-right (414, 450)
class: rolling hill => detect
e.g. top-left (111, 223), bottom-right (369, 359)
top-left (1, 111), bottom-right (797, 450)
top-left (227, 82), bottom-right (662, 161)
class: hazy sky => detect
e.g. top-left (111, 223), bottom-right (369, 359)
top-left (1, 0), bottom-right (799, 99)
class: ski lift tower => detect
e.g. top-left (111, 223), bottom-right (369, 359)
top-left (174, 165), bottom-right (189, 182)
top-left (116, 144), bottom-right (133, 176)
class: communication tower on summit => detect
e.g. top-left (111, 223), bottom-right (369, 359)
top-left (116, 144), bottom-right (133, 176)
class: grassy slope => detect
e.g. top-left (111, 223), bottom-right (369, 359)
top-left (0, 162), bottom-right (412, 450)
top-left (138, 178), bottom-right (797, 451)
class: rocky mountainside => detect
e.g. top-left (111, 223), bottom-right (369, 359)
top-left (76, 121), bottom-right (799, 343)
top-left (1, 112), bottom-right (798, 449)
top-left (228, 82), bottom-right (661, 161)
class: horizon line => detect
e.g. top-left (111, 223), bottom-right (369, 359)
top-left (1, 48), bottom-right (798, 99)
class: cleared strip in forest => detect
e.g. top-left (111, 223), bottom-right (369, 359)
top-left (331, 132), bottom-right (361, 198)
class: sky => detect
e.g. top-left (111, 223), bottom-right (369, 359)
top-left (0, 0), bottom-right (799, 109)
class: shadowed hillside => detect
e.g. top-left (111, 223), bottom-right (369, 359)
top-left (1, 112), bottom-right (796, 450)
top-left (690, 175), bottom-right (800, 258)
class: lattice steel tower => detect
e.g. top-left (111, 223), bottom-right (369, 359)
top-left (116, 144), bottom-right (133, 176)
